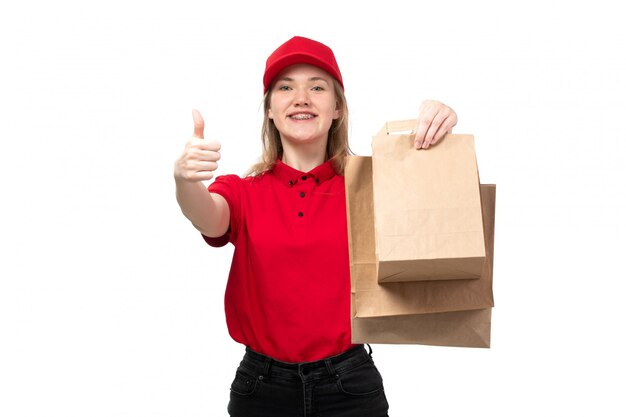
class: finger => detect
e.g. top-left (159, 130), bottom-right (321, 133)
top-left (421, 108), bottom-right (450, 149)
top-left (413, 103), bottom-right (438, 149)
top-left (430, 108), bottom-right (457, 146)
top-left (192, 109), bottom-right (204, 139)
top-left (190, 160), bottom-right (219, 173)
top-left (430, 117), bottom-right (456, 146)
top-left (188, 149), bottom-right (222, 163)
top-left (177, 159), bottom-right (219, 182)
top-left (203, 139), bottom-right (221, 152)
top-left (188, 137), bottom-right (221, 152)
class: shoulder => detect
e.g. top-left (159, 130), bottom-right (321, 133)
top-left (212, 173), bottom-right (243, 184)
top-left (209, 172), bottom-right (271, 193)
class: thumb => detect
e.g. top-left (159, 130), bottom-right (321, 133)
top-left (192, 109), bottom-right (204, 139)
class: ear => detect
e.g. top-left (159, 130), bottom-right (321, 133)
top-left (268, 107), bottom-right (274, 120)
top-left (333, 101), bottom-right (340, 120)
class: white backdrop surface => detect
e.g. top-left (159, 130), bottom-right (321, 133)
top-left (1, 0), bottom-right (625, 416)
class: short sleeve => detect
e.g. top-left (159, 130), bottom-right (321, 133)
top-left (201, 174), bottom-right (243, 247)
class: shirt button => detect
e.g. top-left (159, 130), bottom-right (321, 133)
top-left (300, 191), bottom-right (305, 198)
top-left (288, 180), bottom-right (293, 187)
top-left (301, 175), bottom-right (307, 181)
top-left (315, 179), bottom-right (320, 184)
top-left (298, 212), bottom-right (304, 217)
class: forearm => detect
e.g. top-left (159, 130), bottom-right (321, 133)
top-left (175, 179), bottom-right (229, 237)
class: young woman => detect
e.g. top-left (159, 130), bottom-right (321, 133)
top-left (174, 36), bottom-right (457, 417)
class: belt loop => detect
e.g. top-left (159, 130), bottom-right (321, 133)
top-left (324, 359), bottom-right (337, 377)
top-left (261, 356), bottom-right (272, 378)
top-left (366, 344), bottom-right (373, 357)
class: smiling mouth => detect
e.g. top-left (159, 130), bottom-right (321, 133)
top-left (289, 113), bottom-right (316, 120)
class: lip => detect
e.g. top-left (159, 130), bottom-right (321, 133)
top-left (287, 111), bottom-right (317, 120)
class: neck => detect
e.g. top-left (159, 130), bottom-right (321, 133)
top-left (281, 140), bottom-right (327, 172)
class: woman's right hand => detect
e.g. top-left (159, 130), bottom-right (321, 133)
top-left (174, 109), bottom-right (222, 182)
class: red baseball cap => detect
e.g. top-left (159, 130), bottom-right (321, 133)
top-left (263, 36), bottom-right (344, 93)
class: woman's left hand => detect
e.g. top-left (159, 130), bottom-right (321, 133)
top-left (413, 100), bottom-right (458, 149)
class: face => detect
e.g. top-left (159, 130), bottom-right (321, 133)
top-left (268, 64), bottom-right (339, 150)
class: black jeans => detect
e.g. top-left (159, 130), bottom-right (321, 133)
top-left (227, 344), bottom-right (389, 417)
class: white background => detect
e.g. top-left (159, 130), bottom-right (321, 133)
top-left (1, 0), bottom-right (625, 416)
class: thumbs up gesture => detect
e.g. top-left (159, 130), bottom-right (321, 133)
top-left (174, 110), bottom-right (222, 182)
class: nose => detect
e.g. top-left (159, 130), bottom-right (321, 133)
top-left (293, 87), bottom-right (310, 106)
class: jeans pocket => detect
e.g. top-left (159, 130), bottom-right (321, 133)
top-left (230, 367), bottom-right (260, 396)
top-left (336, 359), bottom-right (385, 396)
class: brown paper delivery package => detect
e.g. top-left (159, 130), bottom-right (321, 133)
top-left (345, 155), bottom-right (495, 348)
top-left (372, 121), bottom-right (486, 283)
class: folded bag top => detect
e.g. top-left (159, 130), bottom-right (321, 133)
top-left (371, 120), bottom-right (486, 283)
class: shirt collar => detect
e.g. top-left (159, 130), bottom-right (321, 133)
top-left (272, 159), bottom-right (337, 187)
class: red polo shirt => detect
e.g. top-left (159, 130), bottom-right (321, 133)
top-left (203, 159), bottom-right (354, 363)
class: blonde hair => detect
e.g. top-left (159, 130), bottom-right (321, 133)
top-left (246, 78), bottom-right (351, 176)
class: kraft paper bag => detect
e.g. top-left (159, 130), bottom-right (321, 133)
top-left (352, 309), bottom-right (492, 347)
top-left (345, 156), bottom-right (495, 347)
top-left (372, 121), bottom-right (486, 283)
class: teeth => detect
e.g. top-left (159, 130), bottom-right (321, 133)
top-left (290, 114), bottom-right (314, 120)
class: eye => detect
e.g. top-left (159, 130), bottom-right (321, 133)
top-left (277, 84), bottom-right (291, 91)
top-left (311, 86), bottom-right (324, 92)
